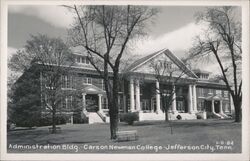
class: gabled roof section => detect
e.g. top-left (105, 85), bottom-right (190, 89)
top-left (81, 84), bottom-right (106, 95)
top-left (125, 49), bottom-right (165, 72)
top-left (126, 48), bottom-right (198, 79)
top-left (164, 49), bottom-right (198, 79)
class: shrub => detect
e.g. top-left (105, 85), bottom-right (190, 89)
top-left (176, 115), bottom-right (182, 120)
top-left (37, 115), bottom-right (68, 127)
top-left (196, 115), bottom-right (202, 119)
top-left (121, 112), bottom-right (139, 125)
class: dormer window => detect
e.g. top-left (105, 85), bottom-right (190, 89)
top-left (76, 56), bottom-right (90, 65)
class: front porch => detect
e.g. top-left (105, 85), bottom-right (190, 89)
top-left (125, 77), bottom-right (200, 121)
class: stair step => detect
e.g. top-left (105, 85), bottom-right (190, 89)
top-left (88, 112), bottom-right (104, 124)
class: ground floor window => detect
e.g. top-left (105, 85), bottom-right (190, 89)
top-left (151, 97), bottom-right (156, 112)
top-left (62, 96), bottom-right (73, 110)
top-left (197, 99), bottom-right (205, 111)
top-left (176, 101), bottom-right (185, 112)
top-left (141, 99), bottom-right (151, 111)
top-left (176, 96), bottom-right (185, 113)
top-left (118, 95), bottom-right (124, 112)
top-left (223, 101), bottom-right (230, 113)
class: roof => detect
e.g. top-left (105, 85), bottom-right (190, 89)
top-left (70, 46), bottom-right (87, 56)
top-left (81, 84), bottom-right (106, 95)
top-left (125, 49), bottom-right (165, 72)
top-left (125, 48), bottom-right (198, 79)
top-left (193, 69), bottom-right (211, 74)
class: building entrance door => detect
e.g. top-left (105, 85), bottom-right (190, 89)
top-left (214, 100), bottom-right (220, 113)
top-left (86, 94), bottom-right (98, 112)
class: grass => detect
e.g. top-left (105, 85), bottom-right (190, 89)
top-left (7, 119), bottom-right (241, 153)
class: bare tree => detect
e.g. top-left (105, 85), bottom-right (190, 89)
top-left (149, 57), bottom-right (186, 121)
top-left (9, 34), bottom-right (74, 133)
top-left (65, 5), bottom-right (158, 139)
top-left (188, 7), bottom-right (242, 122)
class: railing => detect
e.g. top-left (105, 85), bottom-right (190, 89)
top-left (97, 111), bottom-right (106, 122)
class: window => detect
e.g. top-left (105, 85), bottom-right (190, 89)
top-left (63, 96), bottom-right (73, 109)
top-left (223, 91), bottom-right (229, 98)
top-left (197, 88), bottom-right (205, 97)
top-left (176, 101), bottom-right (185, 112)
top-left (197, 99), bottom-right (205, 111)
top-left (101, 79), bottom-right (105, 90)
top-left (83, 77), bottom-right (92, 85)
top-left (62, 75), bottom-right (73, 89)
top-left (76, 57), bottom-right (81, 63)
top-left (216, 90), bottom-right (222, 96)
top-left (76, 56), bottom-right (90, 65)
top-left (141, 99), bottom-right (150, 111)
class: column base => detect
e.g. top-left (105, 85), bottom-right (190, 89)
top-left (189, 111), bottom-right (196, 114)
top-left (155, 110), bottom-right (163, 114)
top-left (171, 110), bottom-right (178, 114)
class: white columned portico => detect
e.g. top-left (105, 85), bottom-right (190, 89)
top-left (82, 93), bottom-right (86, 111)
top-left (155, 80), bottom-right (161, 114)
top-left (188, 85), bottom-right (193, 113)
top-left (98, 94), bottom-right (102, 111)
top-left (211, 100), bottom-right (215, 113)
top-left (172, 85), bottom-right (177, 113)
top-left (135, 79), bottom-right (141, 111)
top-left (192, 85), bottom-right (197, 112)
top-left (219, 100), bottom-right (223, 114)
top-left (130, 78), bottom-right (135, 112)
top-left (70, 115), bottom-right (73, 124)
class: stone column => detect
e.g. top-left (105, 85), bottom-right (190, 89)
top-left (130, 78), bottom-right (135, 112)
top-left (193, 84), bottom-right (197, 112)
top-left (82, 93), bottom-right (86, 111)
top-left (98, 94), bottom-right (102, 112)
top-left (211, 100), bottom-right (215, 113)
top-left (188, 85), bottom-right (193, 113)
top-left (70, 115), bottom-right (73, 124)
top-left (230, 95), bottom-right (234, 113)
top-left (155, 81), bottom-right (161, 113)
top-left (172, 85), bottom-right (177, 113)
top-left (219, 100), bottom-right (223, 114)
top-left (135, 79), bottom-right (141, 111)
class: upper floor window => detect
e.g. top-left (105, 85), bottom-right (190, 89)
top-left (199, 74), bottom-right (208, 79)
top-left (63, 96), bottom-right (73, 109)
top-left (83, 77), bottom-right (92, 85)
top-left (76, 56), bottom-right (90, 65)
top-left (62, 75), bottom-right (74, 89)
top-left (223, 91), bottom-right (229, 98)
top-left (215, 90), bottom-right (222, 96)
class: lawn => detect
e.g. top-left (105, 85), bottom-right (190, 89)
top-left (7, 119), bottom-right (241, 153)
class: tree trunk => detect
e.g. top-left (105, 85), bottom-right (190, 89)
top-left (233, 97), bottom-right (242, 122)
top-left (162, 96), bottom-right (169, 122)
top-left (52, 107), bottom-right (56, 134)
top-left (108, 72), bottom-right (119, 140)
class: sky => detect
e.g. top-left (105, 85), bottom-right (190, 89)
top-left (8, 5), bottom-right (220, 73)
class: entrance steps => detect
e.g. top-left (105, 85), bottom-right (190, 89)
top-left (212, 112), bottom-right (230, 119)
top-left (88, 112), bottom-right (104, 124)
top-left (138, 112), bottom-right (165, 121)
top-left (138, 112), bottom-right (197, 121)
top-left (169, 112), bottom-right (197, 120)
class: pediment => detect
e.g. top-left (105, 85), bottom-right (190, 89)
top-left (132, 50), bottom-right (195, 79)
